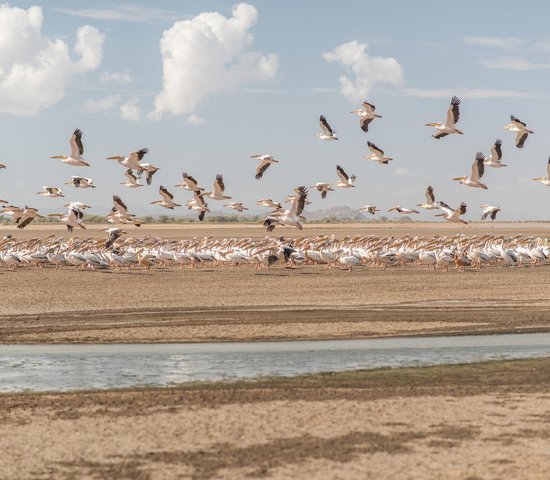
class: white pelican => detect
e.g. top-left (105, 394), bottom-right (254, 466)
top-left (366, 141), bottom-right (393, 164)
top-left (224, 202), bottom-right (249, 213)
top-left (136, 163), bottom-right (160, 185)
top-left (65, 176), bottom-right (96, 189)
top-left (417, 186), bottom-right (439, 210)
top-left (50, 129), bottom-right (90, 166)
top-left (503, 115), bottom-right (533, 149)
top-left (0, 198), bottom-right (7, 204)
top-left (106, 148), bottom-right (149, 169)
top-left (336, 165), bottom-right (356, 188)
top-left (315, 115), bottom-right (338, 140)
top-left (480, 205), bottom-right (500, 221)
top-left (338, 249), bottom-right (362, 271)
top-left (64, 201), bottom-right (91, 211)
top-left (37, 186), bottom-right (64, 198)
top-left (257, 199), bottom-right (282, 209)
top-left (48, 205), bottom-right (85, 232)
top-left (206, 175), bottom-right (231, 200)
top-left (359, 205), bottom-right (380, 215)
top-left (10, 206), bottom-right (43, 229)
top-left (251, 154), bottom-right (278, 180)
top-left (104, 227), bottom-right (126, 249)
top-left (121, 169), bottom-right (143, 188)
top-left (388, 206), bottom-right (419, 214)
top-left (484, 139), bottom-right (506, 168)
top-left (108, 195), bottom-right (142, 226)
top-left (532, 157), bottom-right (550, 186)
top-left (436, 201), bottom-right (468, 224)
top-left (425, 96), bottom-right (463, 139)
top-left (351, 101), bottom-right (382, 133)
top-left (452, 153), bottom-right (487, 189)
top-left (190, 191), bottom-right (210, 221)
top-left (175, 172), bottom-right (204, 191)
top-left (151, 186), bottom-right (181, 209)
top-left (309, 182), bottom-right (334, 199)
top-left (264, 186), bottom-right (308, 231)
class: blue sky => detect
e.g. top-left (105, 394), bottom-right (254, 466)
top-left (1, 1), bottom-right (550, 220)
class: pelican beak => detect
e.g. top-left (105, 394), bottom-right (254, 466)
top-left (50, 156), bottom-right (65, 159)
top-left (425, 123), bottom-right (437, 127)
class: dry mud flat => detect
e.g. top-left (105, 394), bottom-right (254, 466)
top-left (2, 358), bottom-right (550, 479)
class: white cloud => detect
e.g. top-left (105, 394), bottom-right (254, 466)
top-left (477, 56), bottom-right (550, 71)
top-left (322, 41), bottom-right (404, 103)
top-left (186, 113), bottom-right (205, 125)
top-left (83, 95), bottom-right (122, 113)
top-left (119, 97), bottom-right (141, 121)
top-left (53, 5), bottom-right (181, 24)
top-left (100, 71), bottom-right (133, 85)
top-left (402, 88), bottom-right (548, 99)
top-left (458, 36), bottom-right (525, 50)
top-left (393, 167), bottom-right (413, 176)
top-left (0, 5), bottom-right (104, 116)
top-left (151, 3), bottom-right (278, 119)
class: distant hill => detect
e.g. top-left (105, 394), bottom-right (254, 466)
top-left (305, 205), bottom-right (367, 222)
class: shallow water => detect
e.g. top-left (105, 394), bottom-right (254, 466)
top-left (2, 333), bottom-right (550, 393)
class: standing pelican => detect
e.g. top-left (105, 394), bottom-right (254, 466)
top-left (351, 101), bottom-right (382, 133)
top-left (151, 186), bottom-right (181, 209)
top-left (484, 139), bottom-right (506, 168)
top-left (37, 186), bottom-right (64, 198)
top-left (206, 175), bottom-right (231, 200)
top-left (335, 165), bottom-right (356, 188)
top-left (50, 129), bottom-right (90, 166)
top-left (532, 157), bottom-right (550, 186)
top-left (251, 154), bottom-right (278, 180)
top-left (309, 182), bottom-right (334, 199)
top-left (106, 148), bottom-right (149, 169)
top-left (480, 205), bottom-right (500, 221)
top-left (315, 116), bottom-right (338, 140)
top-left (436, 201), bottom-right (468, 224)
top-left (365, 141), bottom-right (393, 164)
top-left (503, 115), bottom-right (533, 149)
top-left (417, 186), bottom-right (439, 210)
top-left (453, 153), bottom-right (487, 189)
top-left (425, 96), bottom-right (463, 139)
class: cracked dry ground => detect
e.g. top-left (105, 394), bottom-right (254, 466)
top-left (2, 358), bottom-right (550, 479)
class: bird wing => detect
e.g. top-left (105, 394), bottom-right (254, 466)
top-left (481, 209), bottom-right (489, 220)
top-left (255, 160), bottom-right (271, 180)
top-left (214, 174), bottom-right (225, 194)
top-left (433, 130), bottom-right (449, 139)
top-left (319, 115), bottom-right (334, 135)
top-left (515, 131), bottom-right (528, 149)
top-left (288, 186), bottom-right (308, 217)
top-left (183, 173), bottom-right (199, 190)
top-left (546, 157), bottom-right (550, 179)
top-left (490, 210), bottom-right (498, 220)
top-left (360, 117), bottom-right (373, 133)
top-left (425, 186), bottom-right (435, 204)
top-left (70, 129), bottom-right (84, 157)
top-left (159, 186), bottom-right (174, 201)
top-left (362, 101), bottom-right (376, 114)
top-left (471, 153), bottom-right (485, 181)
top-left (17, 216), bottom-right (35, 229)
top-left (438, 201), bottom-right (454, 216)
top-left (445, 96), bottom-right (460, 127)
top-left (136, 148), bottom-right (149, 161)
top-left (510, 115), bottom-right (526, 128)
top-left (492, 139), bottom-right (503, 161)
top-left (336, 165), bottom-right (349, 183)
top-left (455, 202), bottom-right (467, 216)
top-left (194, 191), bottom-right (206, 208)
top-left (124, 169), bottom-right (138, 183)
top-left (113, 195), bottom-right (129, 215)
top-left (146, 169), bottom-right (158, 186)
top-left (367, 141), bottom-right (383, 156)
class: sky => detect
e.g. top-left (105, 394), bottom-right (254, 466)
top-left (1, 1), bottom-right (550, 220)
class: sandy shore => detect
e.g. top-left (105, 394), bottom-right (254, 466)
top-left (2, 357), bottom-right (550, 479)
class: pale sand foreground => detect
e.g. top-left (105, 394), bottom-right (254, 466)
top-left (2, 358), bottom-right (550, 479)
top-left (2, 223), bottom-right (550, 343)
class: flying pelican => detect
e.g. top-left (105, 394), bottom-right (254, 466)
top-left (351, 101), bottom-right (382, 133)
top-left (151, 186), bottom-right (181, 209)
top-left (136, 163), bottom-right (160, 185)
top-left (15, 207), bottom-right (43, 229)
top-left (104, 227), bottom-right (126, 249)
top-left (484, 139), bottom-right (506, 168)
top-left (388, 206), bottom-right (420, 214)
top-left (50, 129), bottom-right (90, 166)
top-left (309, 182), bottom-right (334, 199)
top-left (175, 172), bottom-right (204, 191)
top-left (532, 157), bottom-right (550, 186)
top-left (121, 169), bottom-right (143, 188)
top-left (436, 201), bottom-right (468, 224)
top-left (106, 148), bottom-right (149, 169)
top-left (108, 195), bottom-right (142, 226)
top-left (480, 205), bottom-right (500, 221)
top-left (191, 191), bottom-right (210, 221)
top-left (366, 141), bottom-right (393, 164)
top-left (452, 153), bottom-right (487, 189)
top-left (417, 186), bottom-right (439, 210)
top-left (251, 154), bottom-right (278, 180)
top-left (425, 96), bottom-right (463, 139)
top-left (336, 165), bottom-right (356, 188)
top-left (359, 205), bottom-right (380, 215)
top-left (48, 205), bottom-right (85, 232)
top-left (65, 176), bottom-right (96, 189)
top-left (257, 199), bottom-right (282, 209)
top-left (224, 202), bottom-right (249, 213)
top-left (264, 186), bottom-right (308, 231)
top-left (206, 175), bottom-right (231, 200)
top-left (503, 115), bottom-right (533, 149)
top-left (36, 186), bottom-right (64, 198)
top-left (315, 116), bottom-right (338, 140)
top-left (64, 201), bottom-right (91, 211)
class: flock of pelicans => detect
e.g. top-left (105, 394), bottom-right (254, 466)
top-left (0, 232), bottom-right (548, 272)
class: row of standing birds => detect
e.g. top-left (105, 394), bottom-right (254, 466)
top-left (0, 97), bottom-right (546, 231)
top-left (0, 233), bottom-right (547, 272)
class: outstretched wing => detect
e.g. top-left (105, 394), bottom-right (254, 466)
top-left (425, 185), bottom-right (435, 204)
top-left (319, 115), bottom-right (334, 135)
top-left (70, 129), bottom-right (84, 157)
top-left (445, 96), bottom-right (460, 127)
top-left (336, 165), bottom-right (349, 183)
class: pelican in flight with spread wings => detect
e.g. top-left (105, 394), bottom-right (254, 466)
top-left (388, 206), bottom-right (420, 215)
top-left (224, 202), bottom-right (249, 213)
top-left (48, 204), bottom-right (86, 232)
top-left (453, 153), bottom-right (487, 189)
top-left (503, 115), bottom-right (533, 149)
top-left (436, 201), bottom-right (468, 224)
top-left (206, 175), bottom-right (231, 200)
top-left (263, 186), bottom-right (308, 231)
top-left (417, 186), bottom-right (439, 210)
top-left (151, 186), bottom-right (181, 209)
top-left (366, 141), bottom-right (393, 164)
top-left (136, 163), bottom-right (160, 185)
top-left (65, 176), bottom-right (96, 189)
top-left (309, 182), bottom-right (334, 199)
top-left (37, 186), bottom-right (64, 198)
top-left (251, 154), bottom-right (278, 180)
top-left (480, 205), bottom-right (500, 221)
top-left (121, 170), bottom-right (143, 188)
top-left (50, 129), bottom-right (90, 166)
top-left (484, 139), bottom-right (506, 168)
top-left (335, 165), bottom-right (356, 188)
top-left (359, 205), bottom-right (380, 215)
top-left (175, 172), bottom-right (204, 192)
top-left (532, 157), bottom-right (550, 186)
top-left (315, 116), bottom-right (338, 140)
top-left (425, 96), bottom-right (463, 139)
top-left (106, 148), bottom-right (149, 170)
top-left (351, 101), bottom-right (382, 133)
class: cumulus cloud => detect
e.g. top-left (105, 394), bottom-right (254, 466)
top-left (100, 71), bottom-right (133, 85)
top-left (151, 3), bottom-right (278, 119)
top-left (119, 97), bottom-right (141, 121)
top-left (322, 41), bottom-right (404, 103)
top-left (83, 95), bottom-right (122, 113)
top-left (186, 113), bottom-right (205, 125)
top-left (0, 5), bottom-right (105, 116)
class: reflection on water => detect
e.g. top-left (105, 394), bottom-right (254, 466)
top-left (2, 333), bottom-right (550, 393)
